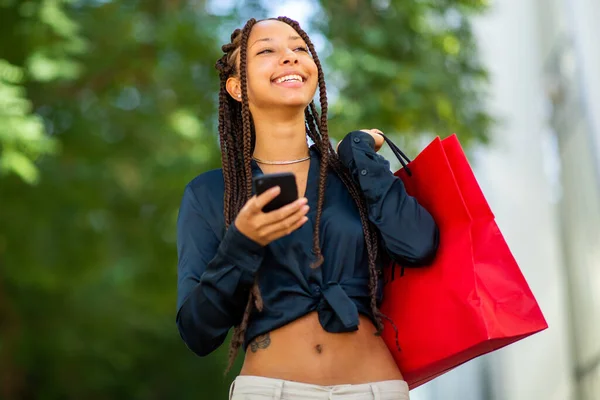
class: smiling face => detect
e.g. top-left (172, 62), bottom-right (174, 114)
top-left (227, 20), bottom-right (319, 111)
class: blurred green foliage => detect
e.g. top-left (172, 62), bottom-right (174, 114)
top-left (0, 0), bottom-right (491, 398)
top-left (316, 0), bottom-right (492, 152)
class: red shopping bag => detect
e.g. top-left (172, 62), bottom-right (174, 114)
top-left (379, 134), bottom-right (548, 389)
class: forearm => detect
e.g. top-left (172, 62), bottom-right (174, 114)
top-left (177, 207), bottom-right (265, 356)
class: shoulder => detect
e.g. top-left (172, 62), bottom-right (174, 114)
top-left (187, 168), bottom-right (224, 193)
top-left (183, 168), bottom-right (225, 211)
top-left (178, 169), bottom-right (226, 235)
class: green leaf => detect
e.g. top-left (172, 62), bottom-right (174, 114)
top-left (0, 148), bottom-right (40, 184)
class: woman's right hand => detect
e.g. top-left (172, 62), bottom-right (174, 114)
top-left (234, 186), bottom-right (310, 246)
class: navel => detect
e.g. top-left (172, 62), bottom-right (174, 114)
top-left (315, 344), bottom-right (323, 354)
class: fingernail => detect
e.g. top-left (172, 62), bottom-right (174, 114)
top-left (298, 197), bottom-right (308, 204)
top-left (302, 205), bottom-right (310, 212)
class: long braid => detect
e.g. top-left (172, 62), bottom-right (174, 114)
top-left (218, 78), bottom-right (232, 224)
top-left (216, 28), bottom-right (243, 228)
top-left (239, 20), bottom-right (256, 200)
top-left (230, 104), bottom-right (245, 218)
top-left (305, 104), bottom-right (319, 139)
top-left (329, 156), bottom-right (383, 332)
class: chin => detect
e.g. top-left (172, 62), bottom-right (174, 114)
top-left (281, 101), bottom-right (312, 109)
top-left (275, 95), bottom-right (314, 109)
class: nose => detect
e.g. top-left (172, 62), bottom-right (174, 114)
top-left (280, 48), bottom-right (299, 65)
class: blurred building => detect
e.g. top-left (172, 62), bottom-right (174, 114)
top-left (411, 0), bottom-right (600, 399)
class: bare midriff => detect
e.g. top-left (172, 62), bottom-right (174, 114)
top-left (239, 312), bottom-right (403, 385)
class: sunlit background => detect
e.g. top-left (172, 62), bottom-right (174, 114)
top-left (1, 0), bottom-right (598, 399)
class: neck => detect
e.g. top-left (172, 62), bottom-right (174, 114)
top-left (251, 107), bottom-right (310, 161)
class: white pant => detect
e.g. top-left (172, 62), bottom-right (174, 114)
top-left (229, 375), bottom-right (410, 400)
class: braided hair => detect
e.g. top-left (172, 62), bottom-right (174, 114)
top-left (215, 17), bottom-right (384, 372)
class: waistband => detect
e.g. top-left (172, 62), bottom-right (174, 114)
top-left (229, 375), bottom-right (410, 399)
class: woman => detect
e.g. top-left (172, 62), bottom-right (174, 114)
top-left (176, 16), bottom-right (439, 400)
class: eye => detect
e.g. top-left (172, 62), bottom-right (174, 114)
top-left (294, 46), bottom-right (309, 52)
top-left (257, 48), bottom-right (273, 55)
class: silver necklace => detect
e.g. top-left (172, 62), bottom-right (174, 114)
top-left (252, 155), bottom-right (310, 165)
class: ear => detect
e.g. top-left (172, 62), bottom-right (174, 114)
top-left (226, 76), bottom-right (242, 102)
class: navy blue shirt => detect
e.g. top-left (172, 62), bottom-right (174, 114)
top-left (176, 130), bottom-right (439, 357)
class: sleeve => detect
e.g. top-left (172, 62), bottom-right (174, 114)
top-left (337, 130), bottom-right (439, 266)
top-left (176, 185), bottom-right (265, 356)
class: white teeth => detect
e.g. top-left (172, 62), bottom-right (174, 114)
top-left (275, 74), bottom-right (303, 84)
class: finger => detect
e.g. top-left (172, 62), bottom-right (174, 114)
top-left (360, 129), bottom-right (383, 141)
top-left (360, 128), bottom-right (384, 137)
top-left (259, 196), bottom-right (308, 223)
top-left (272, 215), bottom-right (310, 240)
top-left (259, 202), bottom-right (309, 236)
top-left (252, 186), bottom-right (282, 212)
top-left (239, 195), bottom-right (257, 215)
top-left (366, 129), bottom-right (385, 150)
top-left (261, 207), bottom-right (310, 238)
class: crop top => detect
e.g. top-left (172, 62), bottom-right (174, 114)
top-left (176, 130), bottom-right (439, 356)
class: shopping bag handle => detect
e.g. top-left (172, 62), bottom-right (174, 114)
top-left (373, 132), bottom-right (411, 283)
top-left (376, 133), bottom-right (413, 177)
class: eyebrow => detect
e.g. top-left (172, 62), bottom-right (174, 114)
top-left (250, 35), bottom-right (303, 49)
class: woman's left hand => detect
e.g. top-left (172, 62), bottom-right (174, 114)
top-left (359, 128), bottom-right (385, 152)
top-left (336, 128), bottom-right (386, 153)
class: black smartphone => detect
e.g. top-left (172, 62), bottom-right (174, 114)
top-left (252, 172), bottom-right (298, 213)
